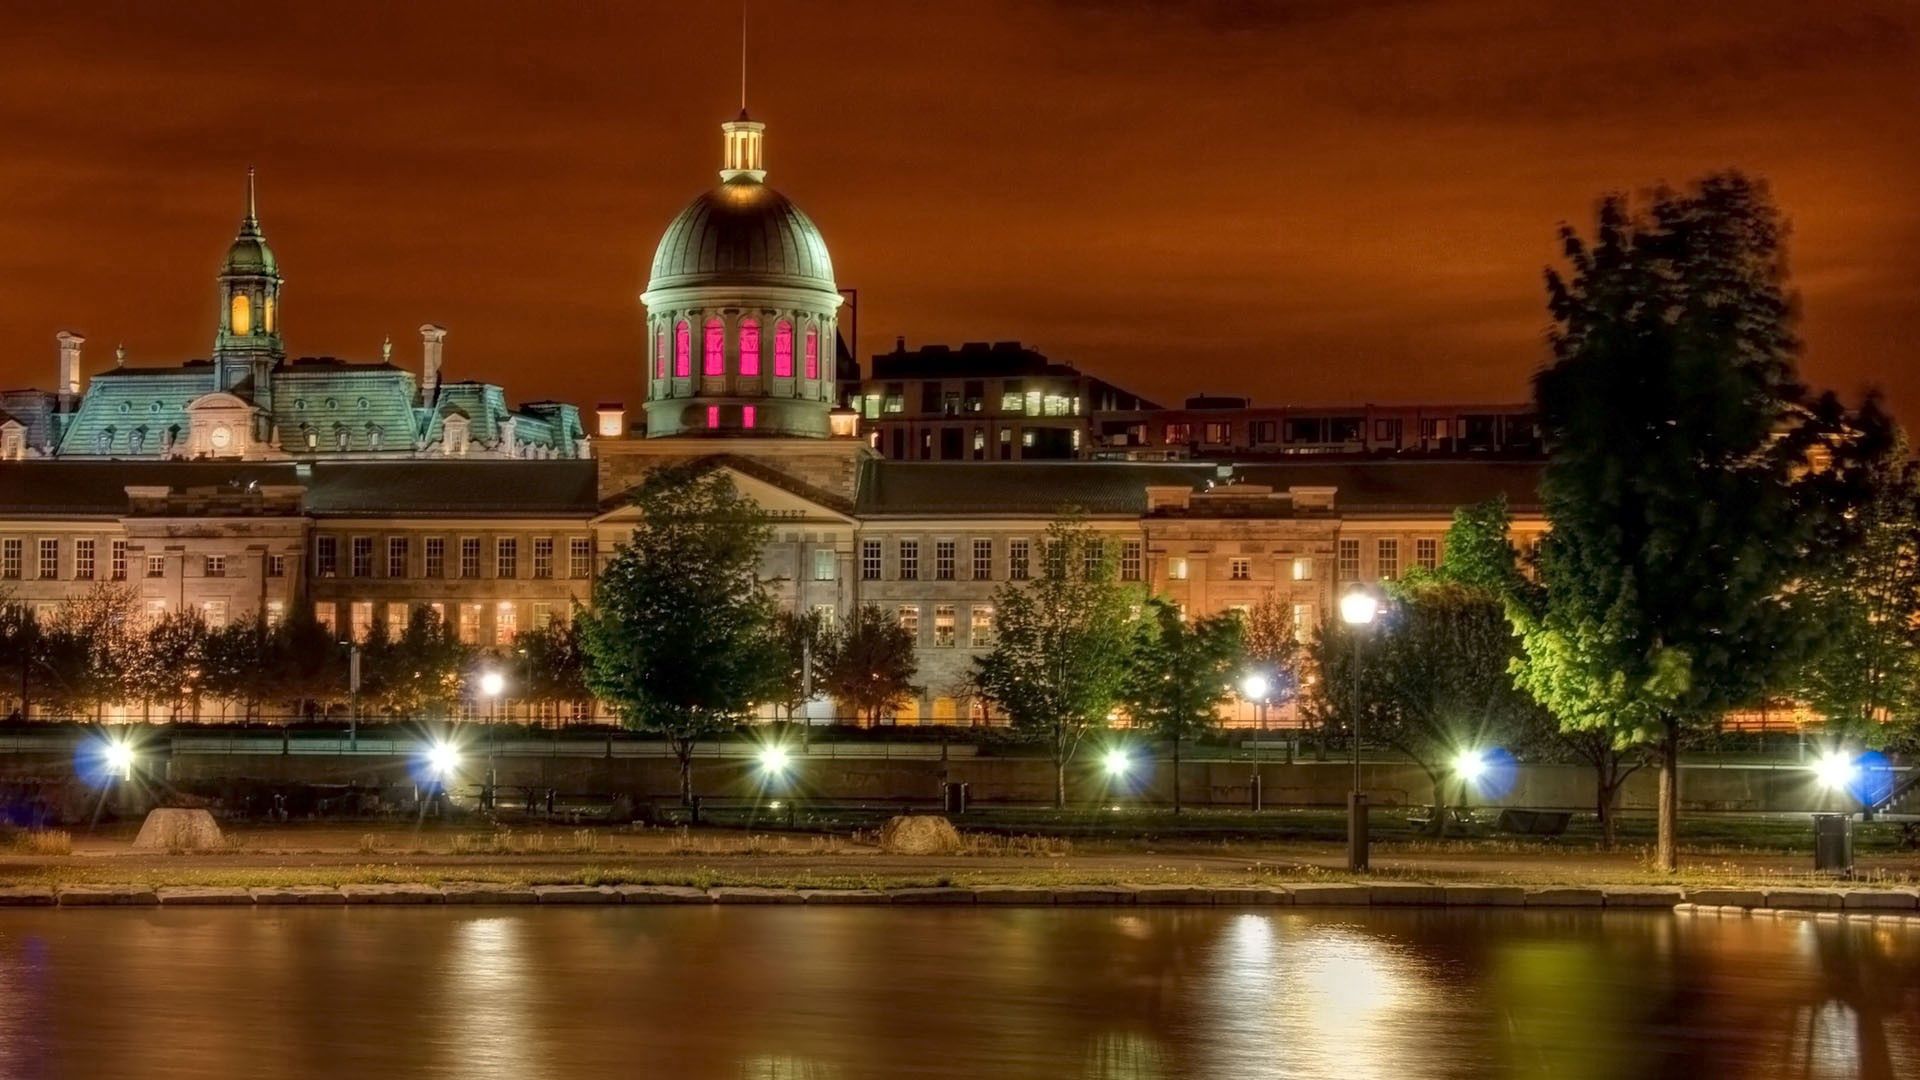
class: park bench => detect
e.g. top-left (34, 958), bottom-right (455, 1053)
top-left (1495, 808), bottom-right (1574, 837)
top-left (1407, 805), bottom-right (1478, 832)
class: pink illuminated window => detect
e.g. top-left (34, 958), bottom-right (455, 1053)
top-left (706, 405), bottom-right (720, 429)
top-left (774, 320), bottom-right (794, 378)
top-left (804, 327), bottom-right (819, 380)
top-left (738, 318), bottom-right (760, 376)
top-left (703, 318), bottom-right (725, 376)
top-left (655, 330), bottom-right (667, 379)
top-left (743, 405), bottom-right (756, 429)
top-left (674, 321), bottom-right (691, 378)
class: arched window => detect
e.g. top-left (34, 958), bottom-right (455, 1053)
top-left (738, 318), bottom-right (760, 377)
top-left (703, 318), bottom-right (725, 376)
top-left (804, 326), bottom-right (820, 381)
top-left (774, 320), bottom-right (794, 378)
top-left (655, 329), bottom-right (667, 379)
top-left (674, 321), bottom-right (692, 378)
top-left (230, 294), bottom-right (252, 336)
top-left (263, 296), bottom-right (276, 333)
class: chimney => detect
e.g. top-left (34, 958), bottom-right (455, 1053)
top-left (419, 324), bottom-right (447, 400)
top-left (596, 402), bottom-right (626, 439)
top-left (56, 330), bottom-right (84, 398)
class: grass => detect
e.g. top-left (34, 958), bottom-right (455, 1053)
top-left (0, 827), bottom-right (73, 856)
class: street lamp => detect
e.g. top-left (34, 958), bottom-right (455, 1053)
top-left (1104, 748), bottom-right (1132, 779)
top-left (759, 745), bottom-right (792, 777)
top-left (478, 670), bottom-right (505, 724)
top-left (426, 739), bottom-right (461, 778)
top-left (1240, 672), bottom-right (1271, 731)
top-left (1340, 586), bottom-right (1378, 872)
top-left (1812, 751), bottom-right (1859, 794)
top-left (102, 737), bottom-right (135, 783)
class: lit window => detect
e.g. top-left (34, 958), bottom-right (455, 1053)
top-left (743, 405), bottom-right (756, 429)
top-left (1292, 603), bottom-right (1315, 644)
top-left (774, 320), bottom-right (794, 378)
top-left (1377, 538), bottom-right (1399, 580)
top-left (706, 405), bottom-right (720, 429)
top-left (230, 293), bottom-right (251, 335)
top-left (1292, 557), bottom-right (1313, 581)
top-left (351, 601), bottom-right (373, 642)
top-left (388, 603), bottom-right (407, 638)
top-left (496, 602), bottom-right (518, 644)
top-left (674, 321), bottom-right (692, 378)
top-left (970, 606), bottom-right (995, 648)
top-left (738, 318), bottom-right (760, 376)
top-left (655, 329), bottom-right (667, 379)
top-left (812, 549), bottom-right (835, 581)
top-left (1169, 557), bottom-right (1189, 581)
top-left (458, 603), bottom-right (480, 644)
top-left (933, 605), bottom-right (956, 648)
top-left (265, 600), bottom-right (285, 628)
top-left (896, 605), bottom-right (919, 638)
top-left (804, 327), bottom-right (819, 380)
top-left (703, 318), bottom-right (725, 376)
top-left (262, 296), bottom-right (275, 333)
top-left (200, 600), bottom-right (228, 629)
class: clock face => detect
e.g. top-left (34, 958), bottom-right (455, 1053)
top-left (209, 424), bottom-right (232, 451)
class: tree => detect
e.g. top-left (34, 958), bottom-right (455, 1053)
top-left (515, 614), bottom-right (591, 722)
top-left (770, 607), bottom-right (837, 724)
top-left (1435, 496), bottom-right (1643, 847)
top-left (1241, 587), bottom-right (1308, 748)
top-left (577, 465), bottom-right (783, 803)
top-left (1122, 598), bottom-right (1241, 812)
top-left (975, 518), bottom-right (1139, 808)
top-left (1312, 578), bottom-right (1544, 834)
top-left (1795, 398), bottom-right (1920, 747)
top-left (1516, 173), bottom-right (1847, 869)
top-left (130, 610), bottom-right (212, 721)
top-left (0, 600), bottom-right (40, 719)
top-left (204, 618), bottom-right (278, 721)
top-left (266, 605), bottom-right (348, 720)
top-left (43, 583), bottom-right (141, 720)
top-left (818, 605), bottom-right (917, 727)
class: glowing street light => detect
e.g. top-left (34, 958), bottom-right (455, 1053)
top-left (759, 745), bottom-right (792, 776)
top-left (1813, 751), bottom-right (1860, 793)
top-left (1339, 589), bottom-right (1379, 628)
top-left (426, 740), bottom-right (462, 778)
top-left (1103, 748), bottom-right (1133, 779)
top-left (1453, 749), bottom-right (1489, 786)
top-left (102, 738), bottom-right (135, 782)
top-left (478, 670), bottom-right (505, 699)
top-left (1240, 672), bottom-right (1271, 701)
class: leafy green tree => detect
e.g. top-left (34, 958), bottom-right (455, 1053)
top-left (0, 600), bottom-right (41, 719)
top-left (516, 614), bottom-right (591, 722)
top-left (1312, 578), bottom-right (1544, 834)
top-left (577, 465), bottom-right (783, 803)
top-left (1122, 598), bottom-right (1241, 812)
top-left (1241, 587), bottom-right (1308, 748)
top-left (975, 518), bottom-right (1139, 808)
top-left (130, 610), bottom-right (211, 721)
top-left (1516, 173), bottom-right (1846, 869)
top-left (819, 605), bottom-right (917, 727)
top-left (770, 607), bottom-right (837, 724)
top-left (204, 618), bottom-right (278, 721)
top-left (1795, 398), bottom-right (1920, 747)
top-left (266, 606), bottom-right (348, 720)
top-left (43, 583), bottom-right (141, 720)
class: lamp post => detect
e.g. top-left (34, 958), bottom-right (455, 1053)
top-left (1240, 671), bottom-right (1271, 810)
top-left (1339, 587), bottom-right (1378, 872)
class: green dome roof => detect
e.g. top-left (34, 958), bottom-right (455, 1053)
top-left (223, 232), bottom-right (278, 275)
top-left (648, 178), bottom-right (834, 293)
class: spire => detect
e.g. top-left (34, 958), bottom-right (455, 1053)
top-left (720, 3), bottom-right (766, 183)
top-left (239, 166), bottom-right (263, 238)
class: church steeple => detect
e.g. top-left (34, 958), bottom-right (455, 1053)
top-left (214, 167), bottom-right (284, 393)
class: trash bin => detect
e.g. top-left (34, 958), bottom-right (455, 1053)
top-left (942, 781), bottom-right (969, 815)
top-left (1812, 813), bottom-right (1853, 873)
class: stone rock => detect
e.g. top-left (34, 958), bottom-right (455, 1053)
top-left (1524, 887), bottom-right (1605, 907)
top-left (57, 885), bottom-right (159, 906)
top-left (156, 886), bottom-right (254, 906)
top-left (879, 815), bottom-right (963, 855)
top-left (1601, 887), bottom-right (1685, 908)
top-left (441, 883), bottom-right (538, 904)
top-left (250, 886), bottom-right (347, 905)
top-left (1442, 885), bottom-right (1525, 907)
top-left (0, 886), bottom-right (57, 906)
top-left (1209, 886), bottom-right (1291, 906)
top-left (1370, 883), bottom-right (1445, 906)
top-left (710, 887), bottom-right (805, 904)
top-left (1841, 888), bottom-right (1920, 911)
top-left (886, 887), bottom-right (975, 905)
top-left (131, 808), bottom-right (225, 853)
top-left (1131, 885), bottom-right (1214, 905)
top-left (532, 884), bottom-right (618, 904)
top-left (616, 885), bottom-right (714, 904)
top-left (1683, 888), bottom-right (1764, 909)
top-left (798, 889), bottom-right (888, 905)
top-left (969, 885), bottom-right (1056, 905)
top-left (1285, 883), bottom-right (1371, 906)
top-left (339, 883), bottom-right (444, 904)
top-left (1764, 889), bottom-right (1842, 911)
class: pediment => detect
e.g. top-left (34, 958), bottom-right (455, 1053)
top-left (594, 461), bottom-right (854, 525)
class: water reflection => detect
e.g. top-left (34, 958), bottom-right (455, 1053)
top-left (0, 907), bottom-right (1911, 1079)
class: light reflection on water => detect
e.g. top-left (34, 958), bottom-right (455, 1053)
top-left (0, 907), bottom-right (1914, 1079)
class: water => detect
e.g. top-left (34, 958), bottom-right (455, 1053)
top-left (0, 907), bottom-right (1915, 1079)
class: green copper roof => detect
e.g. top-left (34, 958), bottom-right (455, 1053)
top-left (269, 364), bottom-right (419, 453)
top-left (222, 170), bottom-right (279, 277)
top-left (649, 179), bottom-right (835, 292)
top-left (55, 366), bottom-right (216, 456)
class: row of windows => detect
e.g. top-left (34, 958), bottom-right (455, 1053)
top-left (857, 538), bottom-right (1145, 584)
top-left (1336, 537), bottom-right (1442, 581)
top-left (314, 536), bottom-right (592, 580)
top-left (655, 318), bottom-right (822, 382)
top-left (1166, 555), bottom-right (1316, 583)
top-left (0, 538), bottom-right (262, 583)
top-left (317, 600), bottom-right (567, 646)
top-left (894, 603), bottom-right (997, 649)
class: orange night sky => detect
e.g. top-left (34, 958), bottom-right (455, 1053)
top-left (1, 1), bottom-right (1915, 421)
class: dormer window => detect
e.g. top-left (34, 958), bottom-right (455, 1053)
top-left (96, 429), bottom-right (113, 454)
top-left (368, 425), bottom-right (383, 451)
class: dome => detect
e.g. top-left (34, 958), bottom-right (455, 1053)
top-left (648, 179), bottom-right (834, 293)
top-left (224, 233), bottom-right (278, 275)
